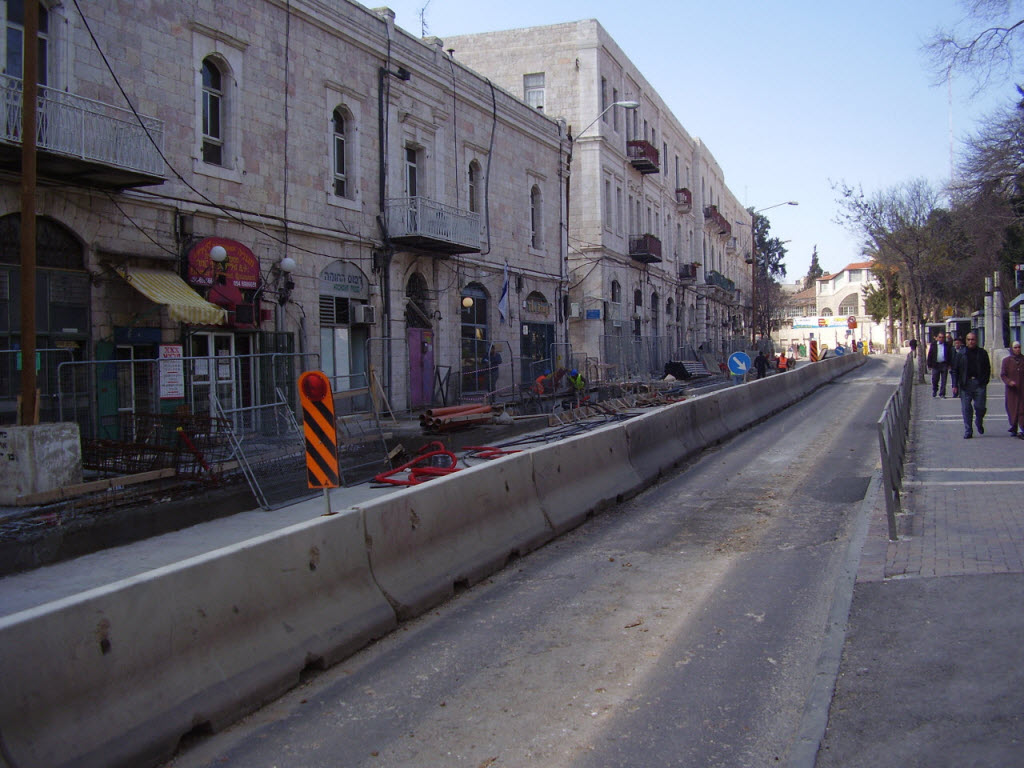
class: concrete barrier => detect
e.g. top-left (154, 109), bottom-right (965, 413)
top-left (624, 404), bottom-right (698, 485)
top-left (363, 451), bottom-right (552, 620)
top-left (532, 421), bottom-right (643, 535)
top-left (689, 389), bottom-right (730, 446)
top-left (0, 510), bottom-right (396, 768)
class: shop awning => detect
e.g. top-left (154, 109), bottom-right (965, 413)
top-left (117, 266), bottom-right (227, 325)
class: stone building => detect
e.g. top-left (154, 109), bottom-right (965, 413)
top-left (445, 19), bottom-right (752, 377)
top-left (0, 0), bottom-right (567, 431)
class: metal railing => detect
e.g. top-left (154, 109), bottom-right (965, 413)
top-left (0, 74), bottom-right (165, 176)
top-left (384, 196), bottom-right (481, 251)
top-left (877, 351), bottom-right (915, 540)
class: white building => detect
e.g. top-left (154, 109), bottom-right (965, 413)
top-left (445, 19), bottom-right (752, 377)
top-left (776, 261), bottom-right (891, 354)
top-left (0, 0), bottom-right (568, 431)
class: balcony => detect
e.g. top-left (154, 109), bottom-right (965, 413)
top-left (626, 139), bottom-right (659, 174)
top-left (705, 269), bottom-right (736, 294)
top-left (675, 187), bottom-right (692, 213)
top-left (0, 75), bottom-right (165, 189)
top-left (702, 204), bottom-right (732, 238)
top-left (384, 196), bottom-right (482, 255)
top-left (628, 233), bottom-right (662, 264)
top-left (678, 262), bottom-right (700, 281)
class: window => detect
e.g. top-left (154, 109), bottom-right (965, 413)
top-left (611, 280), bottom-right (621, 304)
top-left (405, 146), bottom-right (419, 196)
top-left (612, 88), bottom-right (620, 130)
top-left (604, 179), bottom-right (613, 230)
top-left (5, 0), bottom-right (48, 85)
top-left (530, 184), bottom-right (542, 249)
top-left (601, 77), bottom-right (608, 120)
top-left (332, 108), bottom-right (348, 197)
top-left (848, 269), bottom-right (862, 282)
top-left (838, 294), bottom-right (858, 316)
top-left (822, 307), bottom-right (833, 316)
top-left (201, 57), bottom-right (224, 165)
top-left (524, 72), bottom-right (544, 111)
top-left (468, 160), bottom-right (481, 213)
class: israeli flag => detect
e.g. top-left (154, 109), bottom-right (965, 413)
top-left (497, 263), bottom-right (509, 322)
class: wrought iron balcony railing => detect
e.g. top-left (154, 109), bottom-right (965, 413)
top-left (678, 262), bottom-right (700, 281)
top-left (705, 269), bottom-right (736, 293)
top-left (385, 196), bottom-right (482, 255)
top-left (628, 233), bottom-right (662, 264)
top-left (626, 139), bottom-right (659, 174)
top-left (0, 74), bottom-right (165, 187)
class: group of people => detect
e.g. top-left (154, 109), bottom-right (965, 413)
top-left (926, 331), bottom-right (1024, 440)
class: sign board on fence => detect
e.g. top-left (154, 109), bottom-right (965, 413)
top-left (159, 345), bottom-right (185, 399)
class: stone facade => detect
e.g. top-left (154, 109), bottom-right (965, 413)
top-left (445, 19), bottom-right (752, 376)
top-left (0, 0), bottom-right (568, 426)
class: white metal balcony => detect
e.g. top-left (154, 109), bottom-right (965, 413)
top-left (385, 196), bottom-right (481, 255)
top-left (0, 75), bottom-right (165, 189)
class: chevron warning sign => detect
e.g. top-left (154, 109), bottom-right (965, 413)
top-left (298, 371), bottom-right (340, 488)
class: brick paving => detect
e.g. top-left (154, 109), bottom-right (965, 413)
top-left (858, 377), bottom-right (1024, 582)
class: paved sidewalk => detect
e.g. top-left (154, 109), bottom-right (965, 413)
top-left (816, 377), bottom-right (1024, 766)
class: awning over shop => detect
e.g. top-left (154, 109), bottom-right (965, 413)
top-left (117, 266), bottom-right (227, 325)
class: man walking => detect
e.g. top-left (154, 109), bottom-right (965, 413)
top-left (952, 332), bottom-right (991, 439)
top-left (927, 330), bottom-right (953, 397)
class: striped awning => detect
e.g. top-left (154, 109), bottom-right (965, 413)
top-left (117, 267), bottom-right (227, 325)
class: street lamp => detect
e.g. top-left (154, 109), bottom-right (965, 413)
top-left (573, 100), bottom-right (640, 141)
top-left (748, 201), bottom-right (798, 344)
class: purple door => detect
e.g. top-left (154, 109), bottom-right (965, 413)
top-left (408, 328), bottom-right (434, 408)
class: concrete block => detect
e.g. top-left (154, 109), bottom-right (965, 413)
top-left (532, 421), bottom-right (642, 535)
top-left (624, 402), bottom-right (701, 485)
top-left (362, 451), bottom-right (552, 621)
top-left (0, 423), bottom-right (82, 505)
top-left (0, 510), bottom-right (395, 768)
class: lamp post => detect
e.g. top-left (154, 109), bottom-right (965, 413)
top-left (748, 201), bottom-right (798, 344)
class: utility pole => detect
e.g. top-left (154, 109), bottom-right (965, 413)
top-left (18, 0), bottom-right (38, 425)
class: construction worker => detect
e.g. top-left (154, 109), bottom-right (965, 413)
top-left (567, 368), bottom-right (587, 406)
top-left (777, 352), bottom-right (788, 372)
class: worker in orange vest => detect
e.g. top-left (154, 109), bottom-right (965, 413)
top-left (777, 352), bottom-right (788, 372)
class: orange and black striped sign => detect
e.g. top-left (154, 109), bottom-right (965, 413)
top-left (809, 339), bottom-right (819, 362)
top-left (298, 371), bottom-right (340, 488)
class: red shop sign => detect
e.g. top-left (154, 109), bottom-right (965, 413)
top-left (188, 237), bottom-right (260, 290)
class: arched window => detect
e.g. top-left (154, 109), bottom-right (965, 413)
top-left (332, 108), bottom-right (349, 198)
top-left (530, 185), bottom-right (542, 249)
top-left (468, 160), bottom-right (481, 214)
top-left (460, 283), bottom-right (489, 393)
top-left (651, 291), bottom-right (659, 332)
top-left (610, 280), bottom-right (621, 304)
top-left (822, 308), bottom-right (834, 316)
top-left (838, 293), bottom-right (858, 317)
top-left (405, 272), bottom-right (431, 329)
top-left (201, 57), bottom-right (225, 165)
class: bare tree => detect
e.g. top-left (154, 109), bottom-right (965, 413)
top-left (926, 0), bottom-right (1024, 92)
top-left (835, 179), bottom-right (947, 379)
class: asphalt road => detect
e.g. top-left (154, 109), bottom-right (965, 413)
top-left (163, 356), bottom-right (902, 768)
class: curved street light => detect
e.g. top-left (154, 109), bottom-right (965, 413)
top-left (573, 100), bottom-right (640, 140)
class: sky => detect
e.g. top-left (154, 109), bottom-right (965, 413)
top-left (370, 0), bottom-right (1015, 284)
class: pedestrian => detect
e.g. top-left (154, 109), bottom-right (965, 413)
top-left (777, 351), bottom-right (788, 372)
top-left (485, 344), bottom-right (502, 391)
top-left (908, 338), bottom-right (918, 354)
top-left (951, 332), bottom-right (991, 439)
top-left (753, 351), bottom-right (768, 379)
top-left (927, 330), bottom-right (953, 398)
top-left (1000, 341), bottom-right (1024, 438)
top-left (952, 336), bottom-right (965, 357)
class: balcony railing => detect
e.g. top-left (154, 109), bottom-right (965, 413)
top-left (678, 262), bottom-right (700, 281)
top-left (626, 139), bottom-right (659, 174)
top-left (706, 269), bottom-right (735, 293)
top-left (628, 233), bottom-right (662, 264)
top-left (675, 187), bottom-right (692, 213)
top-left (0, 75), bottom-right (165, 187)
top-left (702, 204), bottom-right (732, 238)
top-left (385, 196), bottom-right (482, 255)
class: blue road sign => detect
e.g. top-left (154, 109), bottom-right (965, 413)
top-left (728, 351), bottom-right (751, 376)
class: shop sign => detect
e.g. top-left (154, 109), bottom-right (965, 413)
top-left (188, 238), bottom-right (260, 289)
top-left (319, 260), bottom-right (368, 300)
top-left (524, 295), bottom-right (551, 316)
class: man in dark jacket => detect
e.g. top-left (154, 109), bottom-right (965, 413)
top-left (951, 331), bottom-right (991, 439)
top-left (926, 330), bottom-right (953, 397)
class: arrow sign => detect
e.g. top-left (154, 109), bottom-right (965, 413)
top-left (728, 351), bottom-right (751, 377)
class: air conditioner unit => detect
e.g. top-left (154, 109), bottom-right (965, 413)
top-left (353, 304), bottom-right (377, 325)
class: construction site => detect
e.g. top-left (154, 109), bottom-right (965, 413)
top-left (0, 351), bottom-right (735, 577)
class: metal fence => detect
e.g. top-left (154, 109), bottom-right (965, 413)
top-left (55, 352), bottom-right (317, 441)
top-left (600, 335), bottom-right (673, 380)
top-left (877, 351), bottom-right (915, 540)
